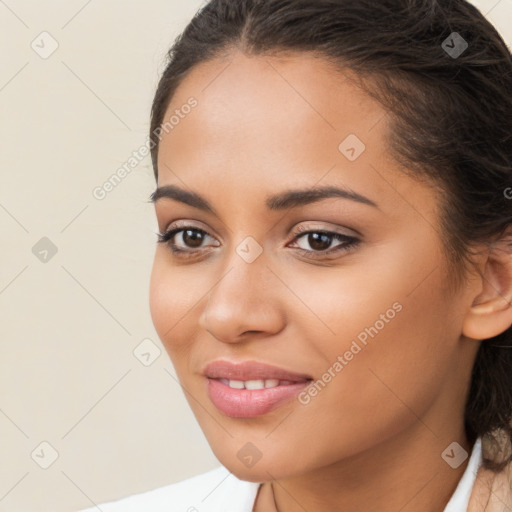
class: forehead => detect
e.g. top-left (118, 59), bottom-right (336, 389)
top-left (159, 53), bottom-right (386, 169)
top-left (156, 51), bottom-right (436, 222)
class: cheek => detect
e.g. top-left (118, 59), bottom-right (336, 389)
top-left (149, 253), bottom-right (202, 358)
top-left (286, 246), bottom-right (458, 426)
top-left (248, 284), bottom-right (454, 475)
top-left (292, 230), bottom-right (453, 365)
top-left (149, 256), bottom-right (169, 343)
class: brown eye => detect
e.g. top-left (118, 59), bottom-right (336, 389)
top-left (157, 226), bottom-right (219, 255)
top-left (180, 229), bottom-right (206, 248)
top-left (306, 232), bottom-right (333, 251)
top-left (290, 229), bottom-right (360, 259)
top-left (295, 231), bottom-right (352, 252)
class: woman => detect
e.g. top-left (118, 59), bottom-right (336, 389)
top-left (78, 0), bottom-right (512, 510)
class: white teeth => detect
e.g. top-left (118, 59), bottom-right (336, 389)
top-left (227, 379), bottom-right (282, 389)
top-left (245, 380), bottom-right (265, 390)
top-left (228, 380), bottom-right (245, 389)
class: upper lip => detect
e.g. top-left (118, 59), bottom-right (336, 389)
top-left (203, 360), bottom-right (313, 382)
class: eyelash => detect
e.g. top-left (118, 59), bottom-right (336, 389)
top-left (156, 224), bottom-right (360, 260)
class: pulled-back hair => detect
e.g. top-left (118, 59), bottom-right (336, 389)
top-left (149, 0), bottom-right (512, 472)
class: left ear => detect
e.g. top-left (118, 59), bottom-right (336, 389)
top-left (462, 237), bottom-right (512, 341)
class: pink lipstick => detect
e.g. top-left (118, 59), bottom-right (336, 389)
top-left (203, 360), bottom-right (312, 418)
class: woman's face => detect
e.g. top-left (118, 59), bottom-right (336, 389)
top-left (149, 51), bottom-right (481, 481)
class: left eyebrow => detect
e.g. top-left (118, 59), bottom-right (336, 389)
top-left (265, 186), bottom-right (379, 210)
top-left (149, 184), bottom-right (379, 212)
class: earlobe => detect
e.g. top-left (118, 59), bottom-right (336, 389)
top-left (462, 243), bottom-right (512, 341)
top-left (463, 296), bottom-right (512, 341)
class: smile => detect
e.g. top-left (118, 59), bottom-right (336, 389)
top-left (203, 360), bottom-right (313, 418)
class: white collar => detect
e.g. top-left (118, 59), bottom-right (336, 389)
top-left (443, 437), bottom-right (482, 512)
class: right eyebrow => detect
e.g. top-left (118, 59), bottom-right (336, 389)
top-left (150, 185), bottom-right (217, 215)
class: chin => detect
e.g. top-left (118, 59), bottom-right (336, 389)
top-left (225, 464), bottom-right (274, 483)
top-left (215, 450), bottom-right (302, 483)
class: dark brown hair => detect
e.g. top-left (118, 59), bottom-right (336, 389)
top-left (149, 0), bottom-right (512, 472)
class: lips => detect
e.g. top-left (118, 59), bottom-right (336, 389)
top-left (203, 360), bottom-right (313, 418)
top-left (203, 360), bottom-right (313, 382)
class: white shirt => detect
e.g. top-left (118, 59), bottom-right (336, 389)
top-left (77, 437), bottom-right (482, 511)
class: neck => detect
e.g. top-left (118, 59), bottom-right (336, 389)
top-left (255, 420), bottom-right (473, 512)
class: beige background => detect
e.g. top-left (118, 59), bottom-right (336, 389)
top-left (0, 1), bottom-right (510, 510)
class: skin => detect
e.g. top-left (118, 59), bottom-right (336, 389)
top-left (149, 51), bottom-right (512, 512)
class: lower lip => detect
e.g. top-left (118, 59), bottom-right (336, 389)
top-left (206, 378), bottom-right (310, 418)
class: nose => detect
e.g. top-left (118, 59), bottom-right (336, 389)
top-left (198, 255), bottom-right (286, 344)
